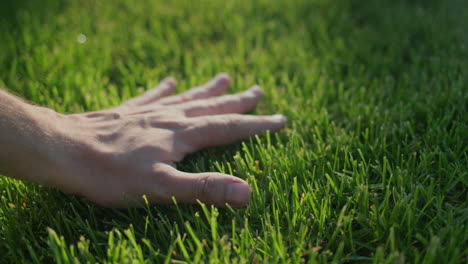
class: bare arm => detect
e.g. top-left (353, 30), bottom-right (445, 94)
top-left (0, 74), bottom-right (286, 208)
top-left (0, 90), bottom-right (61, 185)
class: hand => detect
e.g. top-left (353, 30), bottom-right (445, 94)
top-left (44, 73), bottom-right (286, 207)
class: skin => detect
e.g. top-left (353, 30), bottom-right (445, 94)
top-left (0, 73), bottom-right (286, 208)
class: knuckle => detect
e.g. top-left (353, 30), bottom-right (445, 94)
top-left (193, 175), bottom-right (224, 203)
top-left (206, 101), bottom-right (221, 112)
top-left (108, 110), bottom-right (123, 120)
top-left (224, 115), bottom-right (242, 130)
top-left (138, 115), bottom-right (150, 128)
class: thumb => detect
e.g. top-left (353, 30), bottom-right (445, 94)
top-left (156, 163), bottom-right (251, 207)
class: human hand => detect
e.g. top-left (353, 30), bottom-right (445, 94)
top-left (37, 74), bottom-right (286, 207)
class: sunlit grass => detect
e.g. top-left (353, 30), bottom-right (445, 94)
top-left (0, 0), bottom-right (467, 263)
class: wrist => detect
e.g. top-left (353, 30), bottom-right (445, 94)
top-left (24, 106), bottom-right (82, 190)
top-left (0, 92), bottom-right (65, 186)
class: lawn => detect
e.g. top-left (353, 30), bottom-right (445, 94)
top-left (0, 0), bottom-right (467, 263)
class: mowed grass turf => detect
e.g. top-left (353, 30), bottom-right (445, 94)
top-left (0, 0), bottom-right (467, 263)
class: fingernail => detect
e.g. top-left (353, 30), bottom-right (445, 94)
top-left (226, 182), bottom-right (251, 206)
top-left (272, 114), bottom-right (287, 122)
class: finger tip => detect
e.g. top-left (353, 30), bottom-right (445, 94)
top-left (272, 114), bottom-right (287, 124)
top-left (248, 85), bottom-right (264, 97)
top-left (226, 180), bottom-right (251, 207)
top-left (217, 72), bottom-right (231, 79)
top-left (163, 77), bottom-right (177, 88)
top-left (215, 73), bottom-right (232, 87)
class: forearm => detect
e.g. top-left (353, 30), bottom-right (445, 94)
top-left (0, 89), bottom-right (59, 185)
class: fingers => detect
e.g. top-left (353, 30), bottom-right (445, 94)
top-left (158, 73), bottom-right (231, 105)
top-left (124, 77), bottom-right (177, 107)
top-left (152, 163), bottom-right (251, 207)
top-left (184, 114), bottom-right (287, 150)
top-left (180, 85), bottom-right (263, 117)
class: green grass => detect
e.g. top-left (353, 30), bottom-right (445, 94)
top-left (0, 0), bottom-right (467, 263)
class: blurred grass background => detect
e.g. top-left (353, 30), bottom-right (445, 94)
top-left (0, 0), bottom-right (467, 263)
